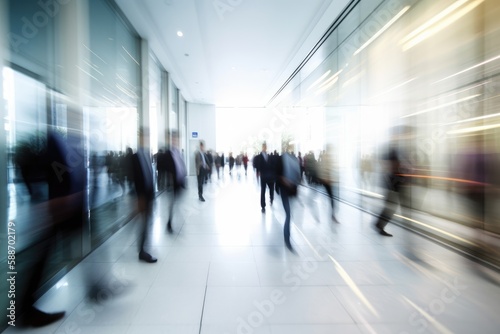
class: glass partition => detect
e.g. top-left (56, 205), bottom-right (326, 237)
top-left (1, 1), bottom-right (143, 320)
top-left (274, 0), bottom-right (500, 250)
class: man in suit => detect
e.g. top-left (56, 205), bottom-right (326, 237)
top-left (133, 127), bottom-right (157, 262)
top-left (164, 130), bottom-right (186, 232)
top-left (255, 142), bottom-right (276, 213)
top-left (195, 140), bottom-right (209, 201)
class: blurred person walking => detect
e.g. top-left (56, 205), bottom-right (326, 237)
top-left (18, 118), bottom-right (86, 327)
top-left (220, 152), bottom-right (225, 176)
top-left (206, 150), bottom-right (214, 183)
top-left (133, 127), bottom-right (157, 262)
top-left (215, 152), bottom-right (222, 179)
top-left (195, 140), bottom-right (209, 201)
top-left (229, 152), bottom-right (235, 175)
top-left (317, 144), bottom-right (338, 221)
top-left (373, 126), bottom-right (414, 237)
top-left (164, 130), bottom-right (186, 232)
top-left (243, 153), bottom-right (249, 176)
top-left (255, 142), bottom-right (276, 213)
top-left (276, 142), bottom-right (301, 250)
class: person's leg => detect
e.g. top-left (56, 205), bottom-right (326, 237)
top-left (167, 186), bottom-right (177, 232)
top-left (138, 212), bottom-right (147, 254)
top-left (139, 202), bottom-right (157, 262)
top-left (268, 180), bottom-right (275, 205)
top-left (323, 182), bottom-right (334, 210)
top-left (375, 190), bottom-right (397, 236)
top-left (197, 169), bottom-right (204, 199)
top-left (281, 190), bottom-right (292, 249)
top-left (260, 178), bottom-right (267, 211)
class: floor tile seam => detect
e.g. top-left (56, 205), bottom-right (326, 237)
top-left (325, 286), bottom-right (371, 326)
top-left (197, 262), bottom-right (211, 334)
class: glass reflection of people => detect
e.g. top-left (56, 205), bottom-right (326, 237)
top-left (165, 130), bottom-right (186, 233)
top-left (133, 127), bottom-right (157, 263)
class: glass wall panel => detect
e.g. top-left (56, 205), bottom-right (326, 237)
top-left (274, 0), bottom-right (500, 255)
top-left (179, 94), bottom-right (187, 159)
top-left (7, 0), bottom-right (55, 81)
top-left (86, 0), bottom-right (140, 247)
top-left (4, 68), bottom-right (48, 249)
top-left (149, 53), bottom-right (164, 191)
top-left (149, 55), bottom-right (161, 154)
top-left (1, 67), bottom-right (86, 330)
top-left (169, 80), bottom-right (179, 130)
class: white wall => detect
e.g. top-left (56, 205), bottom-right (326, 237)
top-left (187, 103), bottom-right (216, 175)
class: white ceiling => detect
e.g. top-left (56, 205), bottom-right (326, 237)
top-left (114, 0), bottom-right (350, 108)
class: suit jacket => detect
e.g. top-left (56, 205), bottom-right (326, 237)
top-left (165, 148), bottom-right (186, 188)
top-left (195, 150), bottom-right (207, 176)
top-left (255, 152), bottom-right (276, 181)
top-left (275, 153), bottom-right (299, 196)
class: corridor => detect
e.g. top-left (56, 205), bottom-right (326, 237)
top-left (4, 170), bottom-right (500, 334)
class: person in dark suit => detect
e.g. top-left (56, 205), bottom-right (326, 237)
top-left (276, 142), bottom-right (301, 251)
top-left (255, 142), bottom-right (276, 213)
top-left (205, 150), bottom-right (213, 183)
top-left (164, 130), bottom-right (186, 232)
top-left (133, 127), bottom-right (157, 262)
top-left (220, 152), bottom-right (225, 176)
top-left (195, 140), bottom-right (209, 201)
top-left (373, 126), bottom-right (414, 237)
top-left (228, 152), bottom-right (235, 175)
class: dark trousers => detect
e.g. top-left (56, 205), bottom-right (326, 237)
top-left (197, 168), bottom-right (206, 197)
top-left (281, 189), bottom-right (291, 241)
top-left (260, 178), bottom-right (275, 209)
top-left (167, 185), bottom-right (183, 223)
top-left (138, 200), bottom-right (153, 253)
top-left (375, 185), bottom-right (410, 229)
top-left (322, 181), bottom-right (334, 212)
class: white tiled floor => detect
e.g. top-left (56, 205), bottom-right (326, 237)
top-left (5, 173), bottom-right (500, 333)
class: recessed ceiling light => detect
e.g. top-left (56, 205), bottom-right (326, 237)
top-left (231, 66), bottom-right (236, 70)
top-left (177, 31), bottom-right (183, 37)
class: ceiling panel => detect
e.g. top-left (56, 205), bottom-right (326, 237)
top-left (114, 0), bottom-right (351, 107)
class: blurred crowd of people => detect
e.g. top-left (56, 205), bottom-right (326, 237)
top-left (11, 120), bottom-right (500, 328)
